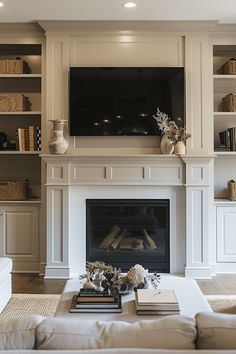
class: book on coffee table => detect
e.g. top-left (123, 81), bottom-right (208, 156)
top-left (70, 294), bottom-right (122, 313)
top-left (135, 289), bottom-right (180, 315)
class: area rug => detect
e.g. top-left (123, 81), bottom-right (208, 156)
top-left (0, 294), bottom-right (61, 320)
top-left (206, 295), bottom-right (236, 314)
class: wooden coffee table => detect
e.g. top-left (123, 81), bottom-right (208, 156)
top-left (55, 275), bottom-right (212, 322)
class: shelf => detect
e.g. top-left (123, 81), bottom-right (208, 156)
top-left (214, 198), bottom-right (236, 205)
top-left (214, 112), bottom-right (236, 116)
top-left (0, 198), bottom-right (41, 204)
top-left (215, 152), bottom-right (236, 156)
top-left (0, 74), bottom-right (41, 78)
top-left (213, 75), bottom-right (236, 79)
top-left (0, 111), bottom-right (41, 115)
top-left (0, 151), bottom-right (41, 155)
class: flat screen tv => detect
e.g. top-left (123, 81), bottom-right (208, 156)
top-left (69, 67), bottom-right (184, 136)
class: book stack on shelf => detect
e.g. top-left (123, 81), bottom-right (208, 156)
top-left (215, 128), bottom-right (236, 152)
top-left (135, 288), bottom-right (180, 315)
top-left (70, 288), bottom-right (122, 313)
top-left (16, 125), bottom-right (41, 151)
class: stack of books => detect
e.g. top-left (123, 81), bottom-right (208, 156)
top-left (217, 128), bottom-right (236, 151)
top-left (70, 288), bottom-right (122, 313)
top-left (135, 288), bottom-right (180, 315)
top-left (16, 125), bottom-right (41, 151)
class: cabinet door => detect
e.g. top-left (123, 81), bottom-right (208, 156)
top-left (0, 205), bottom-right (38, 262)
top-left (217, 206), bottom-right (236, 262)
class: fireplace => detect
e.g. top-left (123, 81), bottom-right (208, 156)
top-left (86, 199), bottom-right (170, 272)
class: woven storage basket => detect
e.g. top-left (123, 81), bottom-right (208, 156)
top-left (228, 180), bottom-right (236, 201)
top-left (0, 180), bottom-right (29, 201)
top-left (0, 58), bottom-right (31, 74)
top-left (222, 93), bottom-right (236, 112)
top-left (0, 94), bottom-right (31, 112)
top-left (223, 58), bottom-right (236, 75)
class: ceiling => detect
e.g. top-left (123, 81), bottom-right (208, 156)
top-left (0, 0), bottom-right (236, 23)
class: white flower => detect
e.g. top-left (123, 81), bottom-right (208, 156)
top-left (126, 264), bottom-right (148, 287)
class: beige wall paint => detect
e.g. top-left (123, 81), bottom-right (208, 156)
top-left (46, 33), bottom-right (184, 154)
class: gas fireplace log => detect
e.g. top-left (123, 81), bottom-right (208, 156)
top-left (142, 229), bottom-right (157, 249)
top-left (119, 237), bottom-right (144, 251)
top-left (110, 230), bottom-right (128, 249)
top-left (99, 225), bottom-right (121, 249)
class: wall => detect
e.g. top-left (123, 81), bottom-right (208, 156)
top-left (41, 21), bottom-right (213, 156)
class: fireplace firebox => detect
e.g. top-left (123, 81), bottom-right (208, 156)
top-left (86, 199), bottom-right (170, 271)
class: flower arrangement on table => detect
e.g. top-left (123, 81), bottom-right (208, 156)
top-left (153, 108), bottom-right (191, 154)
top-left (80, 261), bottom-right (161, 294)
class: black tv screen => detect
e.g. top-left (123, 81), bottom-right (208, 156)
top-left (69, 67), bottom-right (184, 136)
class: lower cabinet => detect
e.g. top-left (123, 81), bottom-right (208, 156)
top-left (0, 205), bottom-right (39, 272)
top-left (216, 206), bottom-right (236, 262)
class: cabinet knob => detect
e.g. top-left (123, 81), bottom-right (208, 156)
top-left (0, 211), bottom-right (3, 215)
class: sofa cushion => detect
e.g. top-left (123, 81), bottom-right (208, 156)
top-left (0, 258), bottom-right (12, 283)
top-left (196, 311), bottom-right (236, 349)
top-left (0, 315), bottom-right (45, 350)
top-left (36, 315), bottom-right (196, 350)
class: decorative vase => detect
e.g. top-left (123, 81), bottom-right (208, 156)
top-left (160, 134), bottom-right (174, 155)
top-left (49, 119), bottom-right (68, 155)
top-left (174, 141), bottom-right (186, 155)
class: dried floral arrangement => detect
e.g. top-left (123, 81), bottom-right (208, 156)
top-left (80, 261), bottom-right (161, 294)
top-left (153, 108), bottom-right (191, 144)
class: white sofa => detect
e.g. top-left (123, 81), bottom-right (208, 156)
top-left (0, 257), bottom-right (12, 313)
top-left (1, 312), bottom-right (236, 353)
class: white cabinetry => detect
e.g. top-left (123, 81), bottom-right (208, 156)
top-left (216, 205), bottom-right (236, 263)
top-left (0, 204), bottom-right (39, 272)
top-left (0, 26), bottom-right (45, 273)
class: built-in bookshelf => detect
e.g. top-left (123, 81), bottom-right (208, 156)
top-left (0, 43), bottom-right (42, 200)
top-left (213, 43), bottom-right (236, 199)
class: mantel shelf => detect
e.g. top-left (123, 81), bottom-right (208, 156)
top-left (0, 151), bottom-right (40, 155)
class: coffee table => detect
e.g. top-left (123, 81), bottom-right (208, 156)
top-left (55, 275), bottom-right (212, 322)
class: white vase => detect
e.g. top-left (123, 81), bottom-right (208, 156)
top-left (174, 141), bottom-right (186, 155)
top-left (160, 134), bottom-right (174, 154)
top-left (49, 120), bottom-right (69, 155)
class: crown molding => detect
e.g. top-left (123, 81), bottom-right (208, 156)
top-left (38, 20), bottom-right (236, 35)
top-left (0, 22), bottom-right (45, 37)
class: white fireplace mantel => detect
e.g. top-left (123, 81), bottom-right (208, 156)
top-left (42, 154), bottom-right (214, 279)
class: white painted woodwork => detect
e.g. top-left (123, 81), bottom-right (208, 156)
top-left (216, 206), bottom-right (236, 263)
top-left (43, 154), bottom-right (213, 279)
top-left (185, 34), bottom-right (213, 155)
top-left (0, 28), bottom-right (45, 273)
top-left (0, 205), bottom-right (39, 272)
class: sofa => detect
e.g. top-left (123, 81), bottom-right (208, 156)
top-left (1, 311), bottom-right (236, 353)
top-left (0, 257), bottom-right (12, 313)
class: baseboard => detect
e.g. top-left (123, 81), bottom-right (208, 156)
top-left (185, 266), bottom-right (212, 279)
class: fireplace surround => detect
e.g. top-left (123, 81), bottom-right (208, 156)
top-left (43, 154), bottom-right (213, 279)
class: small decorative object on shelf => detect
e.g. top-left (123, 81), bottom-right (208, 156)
top-left (80, 261), bottom-right (161, 295)
top-left (222, 93), bottom-right (236, 112)
top-left (228, 180), bottom-right (236, 201)
top-left (223, 58), bottom-right (236, 75)
top-left (153, 108), bottom-right (191, 155)
top-left (49, 119), bottom-right (68, 155)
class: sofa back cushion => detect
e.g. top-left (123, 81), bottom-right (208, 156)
top-left (36, 315), bottom-right (196, 350)
top-left (196, 312), bottom-right (236, 349)
top-left (0, 315), bottom-right (45, 350)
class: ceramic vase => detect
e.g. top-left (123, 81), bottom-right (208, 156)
top-left (174, 141), bottom-right (186, 155)
top-left (49, 119), bottom-right (68, 155)
top-left (160, 134), bottom-right (174, 155)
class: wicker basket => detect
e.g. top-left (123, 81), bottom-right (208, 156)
top-left (0, 58), bottom-right (31, 74)
top-left (223, 58), bottom-right (236, 75)
top-left (0, 180), bottom-right (29, 201)
top-left (0, 94), bottom-right (31, 112)
top-left (222, 93), bottom-right (236, 112)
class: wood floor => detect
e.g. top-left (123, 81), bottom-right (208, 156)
top-left (12, 273), bottom-right (236, 295)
